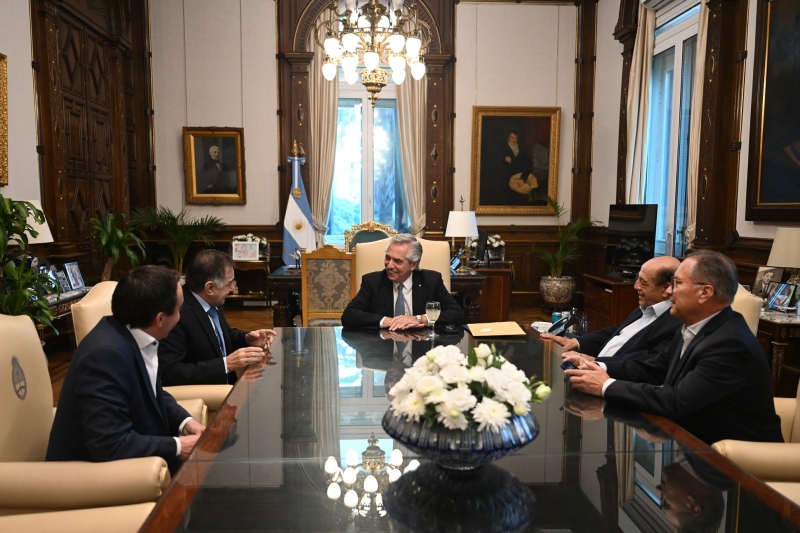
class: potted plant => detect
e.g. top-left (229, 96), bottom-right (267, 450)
top-left (0, 195), bottom-right (59, 330)
top-left (536, 196), bottom-right (594, 305)
top-left (88, 212), bottom-right (147, 281)
top-left (130, 206), bottom-right (225, 274)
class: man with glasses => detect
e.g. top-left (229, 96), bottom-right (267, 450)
top-left (159, 249), bottom-right (276, 385)
top-left (542, 256), bottom-right (681, 361)
top-left (564, 249), bottom-right (782, 445)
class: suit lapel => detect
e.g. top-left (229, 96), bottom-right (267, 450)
top-left (115, 319), bottom-right (168, 426)
top-left (185, 288), bottom-right (224, 357)
top-left (380, 274), bottom-right (395, 316)
top-left (664, 308), bottom-right (733, 384)
top-left (412, 270), bottom-right (424, 316)
top-left (610, 307), bottom-right (644, 338)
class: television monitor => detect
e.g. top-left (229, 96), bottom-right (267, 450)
top-left (472, 230), bottom-right (490, 266)
top-left (605, 204), bottom-right (658, 277)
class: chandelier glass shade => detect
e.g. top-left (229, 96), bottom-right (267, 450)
top-left (315, 0), bottom-right (432, 106)
top-left (324, 434), bottom-right (420, 530)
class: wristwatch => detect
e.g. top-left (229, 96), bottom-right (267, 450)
top-left (416, 315), bottom-right (423, 324)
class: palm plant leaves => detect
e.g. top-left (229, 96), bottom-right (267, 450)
top-left (536, 196), bottom-right (595, 278)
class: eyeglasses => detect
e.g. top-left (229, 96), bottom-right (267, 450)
top-left (219, 278), bottom-right (237, 290)
top-left (670, 277), bottom-right (710, 289)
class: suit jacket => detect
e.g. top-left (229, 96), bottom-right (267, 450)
top-left (577, 306), bottom-right (681, 361)
top-left (158, 285), bottom-right (248, 385)
top-left (603, 307), bottom-right (783, 445)
top-left (46, 317), bottom-right (190, 474)
top-left (341, 269), bottom-right (465, 329)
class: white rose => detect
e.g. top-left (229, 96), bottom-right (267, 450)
top-left (534, 384), bottom-right (552, 401)
top-left (439, 364), bottom-right (471, 385)
top-left (474, 344), bottom-right (492, 359)
top-left (443, 388), bottom-right (477, 411)
top-left (484, 367), bottom-right (510, 394)
top-left (467, 365), bottom-right (486, 383)
top-left (500, 362), bottom-right (528, 383)
top-left (415, 375), bottom-right (446, 396)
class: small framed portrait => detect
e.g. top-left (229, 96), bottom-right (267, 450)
top-left (232, 241), bottom-right (259, 261)
top-left (183, 127), bottom-right (246, 205)
top-left (55, 270), bottom-right (71, 293)
top-left (64, 261), bottom-right (85, 290)
top-left (752, 267), bottom-right (783, 296)
top-left (765, 281), bottom-right (796, 311)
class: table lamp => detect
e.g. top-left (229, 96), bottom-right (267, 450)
top-left (767, 227), bottom-right (800, 284)
top-left (445, 210), bottom-right (478, 274)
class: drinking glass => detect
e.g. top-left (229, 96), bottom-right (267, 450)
top-left (425, 301), bottom-right (441, 339)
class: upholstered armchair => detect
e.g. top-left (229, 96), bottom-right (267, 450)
top-left (0, 314), bottom-right (170, 515)
top-left (712, 382), bottom-right (800, 482)
top-left (731, 283), bottom-right (763, 336)
top-left (301, 245), bottom-right (355, 326)
top-left (71, 281), bottom-right (226, 424)
top-left (0, 502), bottom-right (155, 531)
top-left (353, 237), bottom-right (452, 292)
top-left (344, 221), bottom-right (397, 253)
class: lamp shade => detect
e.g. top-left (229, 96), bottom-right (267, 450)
top-left (445, 211), bottom-right (478, 238)
top-left (767, 228), bottom-right (800, 268)
top-left (20, 200), bottom-right (54, 245)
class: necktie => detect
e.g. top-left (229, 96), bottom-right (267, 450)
top-left (395, 284), bottom-right (406, 317)
top-left (207, 306), bottom-right (226, 356)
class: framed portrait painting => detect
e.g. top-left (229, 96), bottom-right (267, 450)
top-left (745, 0), bottom-right (800, 221)
top-left (752, 266), bottom-right (783, 296)
top-left (183, 127), bottom-right (246, 205)
top-left (470, 106), bottom-right (560, 215)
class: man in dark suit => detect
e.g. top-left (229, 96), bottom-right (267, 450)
top-left (341, 233), bottom-right (465, 330)
top-left (159, 249), bottom-right (276, 386)
top-left (564, 249), bottom-right (783, 445)
top-left (46, 266), bottom-right (205, 474)
top-left (542, 256), bottom-right (681, 361)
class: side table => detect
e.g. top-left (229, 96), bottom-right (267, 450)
top-left (230, 259), bottom-right (270, 305)
top-left (757, 310), bottom-right (800, 397)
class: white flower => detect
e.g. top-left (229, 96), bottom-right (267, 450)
top-left (500, 361), bottom-right (528, 383)
top-left (534, 384), bottom-right (552, 402)
top-left (474, 344), bottom-right (492, 359)
top-left (443, 388), bottom-right (477, 412)
top-left (439, 364), bottom-right (471, 385)
top-left (483, 367), bottom-right (510, 394)
top-left (396, 392), bottom-right (426, 422)
top-left (415, 375), bottom-right (446, 396)
top-left (472, 398), bottom-right (511, 432)
top-left (435, 403), bottom-right (469, 430)
top-left (466, 365), bottom-right (486, 383)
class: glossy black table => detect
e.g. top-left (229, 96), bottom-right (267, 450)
top-left (141, 326), bottom-right (800, 532)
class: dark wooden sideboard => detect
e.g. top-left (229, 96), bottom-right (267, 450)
top-left (582, 274), bottom-right (639, 332)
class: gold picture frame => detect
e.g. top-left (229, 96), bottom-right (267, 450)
top-left (470, 106), bottom-right (560, 216)
top-left (0, 52), bottom-right (8, 187)
top-left (183, 127), bottom-right (246, 205)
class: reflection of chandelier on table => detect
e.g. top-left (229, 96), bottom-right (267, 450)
top-left (315, 0), bottom-right (432, 106)
top-left (324, 434), bottom-right (419, 530)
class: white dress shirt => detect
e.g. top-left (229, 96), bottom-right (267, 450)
top-left (381, 277), bottom-right (414, 327)
top-left (191, 291), bottom-right (230, 373)
top-left (597, 299), bottom-right (672, 358)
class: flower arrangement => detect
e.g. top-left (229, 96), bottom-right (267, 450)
top-left (233, 233), bottom-right (268, 245)
top-left (470, 234), bottom-right (505, 250)
top-left (388, 344), bottom-right (551, 433)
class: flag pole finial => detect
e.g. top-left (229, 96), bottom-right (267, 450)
top-left (291, 140), bottom-right (305, 157)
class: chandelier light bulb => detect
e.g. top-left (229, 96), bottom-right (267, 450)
top-left (342, 466), bottom-right (358, 485)
top-left (391, 68), bottom-right (406, 85)
top-left (343, 489), bottom-right (359, 508)
top-left (378, 15), bottom-right (390, 29)
top-left (410, 57), bottom-right (426, 80)
top-left (364, 50), bottom-right (380, 71)
top-left (389, 449), bottom-right (404, 466)
top-left (357, 15), bottom-right (370, 29)
top-left (342, 32), bottom-right (358, 53)
top-left (388, 468), bottom-right (402, 482)
top-left (341, 53), bottom-right (358, 73)
top-left (344, 69), bottom-right (359, 85)
top-left (322, 59), bottom-right (338, 81)
top-left (327, 482), bottom-right (342, 500)
top-left (405, 32), bottom-right (422, 57)
top-left (345, 449), bottom-right (359, 467)
top-left (324, 456), bottom-right (339, 474)
top-left (345, 0), bottom-right (356, 11)
top-left (388, 33), bottom-right (406, 54)
top-left (323, 33), bottom-right (340, 57)
top-left (363, 474), bottom-right (379, 493)
top-left (375, 493), bottom-right (384, 508)
top-left (404, 459), bottom-right (420, 473)
top-left (388, 54), bottom-right (406, 73)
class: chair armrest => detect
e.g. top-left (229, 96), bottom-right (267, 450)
top-left (766, 482), bottom-right (800, 506)
top-left (712, 441), bottom-right (800, 481)
top-left (176, 397), bottom-right (208, 426)
top-left (166, 384), bottom-right (232, 412)
top-left (774, 397), bottom-right (797, 442)
top-left (0, 502), bottom-right (155, 531)
top-left (0, 457), bottom-right (169, 511)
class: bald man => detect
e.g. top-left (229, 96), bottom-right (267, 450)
top-left (542, 256), bottom-right (681, 361)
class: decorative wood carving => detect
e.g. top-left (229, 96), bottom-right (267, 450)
top-left (613, 0), bottom-right (639, 204)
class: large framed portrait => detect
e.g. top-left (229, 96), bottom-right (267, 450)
top-left (745, 0), bottom-right (800, 221)
top-left (0, 52), bottom-right (8, 187)
top-left (470, 106), bottom-right (560, 215)
top-left (183, 127), bottom-right (246, 205)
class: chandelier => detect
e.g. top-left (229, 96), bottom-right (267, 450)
top-left (315, 0), bottom-right (432, 106)
top-left (324, 434), bottom-right (420, 530)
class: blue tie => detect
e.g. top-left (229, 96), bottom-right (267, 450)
top-left (395, 284), bottom-right (406, 317)
top-left (207, 306), bottom-right (226, 356)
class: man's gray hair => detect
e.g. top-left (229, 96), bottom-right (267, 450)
top-left (687, 249), bottom-right (738, 305)
top-left (387, 233), bottom-right (423, 266)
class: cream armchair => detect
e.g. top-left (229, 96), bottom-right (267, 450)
top-left (71, 282), bottom-right (230, 423)
top-left (0, 502), bottom-right (155, 532)
top-left (711, 382), bottom-right (800, 482)
top-left (731, 283), bottom-right (762, 336)
top-left (354, 237), bottom-right (452, 292)
top-left (0, 314), bottom-right (169, 515)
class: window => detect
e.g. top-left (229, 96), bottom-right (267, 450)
top-left (326, 79), bottom-right (410, 245)
top-left (642, 2), bottom-right (700, 257)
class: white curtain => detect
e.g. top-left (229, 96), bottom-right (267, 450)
top-left (307, 24), bottom-right (339, 246)
top-left (624, 5), bottom-right (656, 204)
top-left (309, 329), bottom-right (341, 470)
top-left (397, 76), bottom-right (428, 236)
top-left (683, 0), bottom-right (709, 244)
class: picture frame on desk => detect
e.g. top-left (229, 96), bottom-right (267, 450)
top-left (55, 271), bottom-right (71, 293)
top-left (232, 241), bottom-right (259, 261)
top-left (765, 281), bottom-right (796, 311)
top-left (64, 262), bottom-right (85, 290)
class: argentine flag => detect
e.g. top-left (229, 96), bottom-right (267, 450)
top-left (283, 153), bottom-right (316, 265)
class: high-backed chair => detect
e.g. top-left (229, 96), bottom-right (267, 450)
top-left (344, 221), bottom-right (397, 253)
top-left (353, 237), bottom-right (452, 292)
top-left (0, 314), bottom-right (169, 515)
top-left (731, 283), bottom-right (762, 336)
top-left (301, 245), bottom-right (355, 326)
top-left (71, 282), bottom-right (226, 424)
top-left (711, 381), bottom-right (800, 482)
